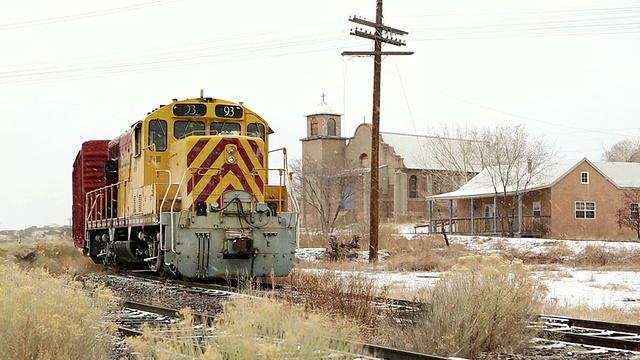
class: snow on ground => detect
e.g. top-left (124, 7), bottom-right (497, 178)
top-left (296, 233), bottom-right (640, 310)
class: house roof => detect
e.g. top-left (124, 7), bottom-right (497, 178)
top-left (591, 161), bottom-right (640, 188)
top-left (427, 158), bottom-right (640, 200)
top-left (427, 158), bottom-right (637, 200)
top-left (380, 131), bottom-right (479, 171)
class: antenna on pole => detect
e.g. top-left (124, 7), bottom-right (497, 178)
top-left (342, 0), bottom-right (412, 263)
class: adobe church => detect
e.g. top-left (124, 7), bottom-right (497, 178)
top-left (299, 98), bottom-right (463, 232)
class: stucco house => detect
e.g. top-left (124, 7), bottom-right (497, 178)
top-left (426, 158), bottom-right (640, 240)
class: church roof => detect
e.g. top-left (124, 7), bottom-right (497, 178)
top-left (380, 131), bottom-right (479, 171)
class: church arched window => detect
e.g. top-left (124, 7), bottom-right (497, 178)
top-left (310, 118), bottom-right (318, 136)
top-left (327, 118), bottom-right (336, 136)
top-left (359, 153), bottom-right (369, 167)
top-left (409, 175), bottom-right (417, 198)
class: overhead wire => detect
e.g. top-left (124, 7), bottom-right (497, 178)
top-left (0, 1), bottom-right (638, 150)
top-left (2, 3), bottom-right (640, 85)
top-left (0, 0), bottom-right (183, 31)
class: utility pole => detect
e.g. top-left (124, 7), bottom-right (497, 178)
top-left (342, 0), bottom-right (412, 263)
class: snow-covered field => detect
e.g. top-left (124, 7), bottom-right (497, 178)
top-left (296, 234), bottom-right (640, 311)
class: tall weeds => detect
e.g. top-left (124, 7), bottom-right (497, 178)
top-left (283, 269), bottom-right (387, 330)
top-left (129, 298), bottom-right (364, 359)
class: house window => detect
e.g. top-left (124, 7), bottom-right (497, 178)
top-left (532, 201), bottom-right (541, 217)
top-left (631, 203), bottom-right (639, 219)
top-left (340, 184), bottom-right (354, 210)
top-left (575, 201), bottom-right (595, 219)
top-left (581, 172), bottom-right (589, 184)
top-left (433, 178), bottom-right (443, 195)
top-left (409, 175), bottom-right (417, 198)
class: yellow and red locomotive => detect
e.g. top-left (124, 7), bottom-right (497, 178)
top-left (72, 91), bottom-right (298, 279)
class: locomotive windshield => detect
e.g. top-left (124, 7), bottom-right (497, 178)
top-left (211, 122), bottom-right (240, 135)
top-left (174, 120), bottom-right (205, 139)
top-left (247, 123), bottom-right (265, 140)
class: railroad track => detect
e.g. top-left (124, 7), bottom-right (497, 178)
top-left (105, 273), bottom-right (640, 357)
top-left (539, 314), bottom-right (640, 351)
top-left (115, 299), bottom-right (448, 360)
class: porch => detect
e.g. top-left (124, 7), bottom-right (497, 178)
top-left (428, 215), bottom-right (551, 237)
top-left (427, 193), bottom-right (552, 237)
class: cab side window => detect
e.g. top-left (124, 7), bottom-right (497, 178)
top-left (148, 119), bottom-right (167, 151)
top-left (134, 123), bottom-right (142, 157)
top-left (247, 123), bottom-right (265, 140)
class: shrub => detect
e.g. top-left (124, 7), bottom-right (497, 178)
top-left (0, 261), bottom-right (116, 359)
top-left (387, 254), bottom-right (546, 358)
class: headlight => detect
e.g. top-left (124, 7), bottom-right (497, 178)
top-left (227, 146), bottom-right (237, 154)
top-left (226, 155), bottom-right (237, 164)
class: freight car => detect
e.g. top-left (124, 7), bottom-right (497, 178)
top-left (72, 91), bottom-right (298, 279)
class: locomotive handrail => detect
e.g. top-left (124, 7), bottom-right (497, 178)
top-left (268, 147), bottom-right (300, 247)
top-left (86, 181), bottom-right (125, 222)
top-left (168, 168), bottom-right (194, 254)
top-left (156, 169), bottom-right (179, 253)
top-left (86, 193), bottom-right (101, 223)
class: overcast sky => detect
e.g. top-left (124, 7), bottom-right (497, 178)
top-left (1, 0), bottom-right (639, 230)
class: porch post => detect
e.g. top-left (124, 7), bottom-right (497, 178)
top-left (449, 199), bottom-right (453, 233)
top-left (518, 194), bottom-right (523, 234)
top-left (428, 200), bottom-right (433, 233)
top-left (471, 198), bottom-right (475, 234)
top-left (493, 196), bottom-right (497, 233)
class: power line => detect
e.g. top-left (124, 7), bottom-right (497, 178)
top-left (0, 0), bottom-right (182, 31)
top-left (409, 80), bottom-right (635, 139)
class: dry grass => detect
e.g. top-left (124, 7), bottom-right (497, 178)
top-left (380, 234), bottom-right (468, 272)
top-left (543, 301), bottom-right (640, 324)
top-left (297, 233), bottom-right (468, 273)
top-left (0, 261), bottom-right (117, 359)
top-left (386, 254), bottom-right (546, 358)
top-left (0, 239), bottom-right (101, 275)
top-left (128, 298), bottom-right (365, 359)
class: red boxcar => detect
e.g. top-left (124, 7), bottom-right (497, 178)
top-left (72, 140), bottom-right (110, 251)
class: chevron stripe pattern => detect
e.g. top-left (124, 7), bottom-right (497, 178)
top-left (185, 137), bottom-right (265, 208)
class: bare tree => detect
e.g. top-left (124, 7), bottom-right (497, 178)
top-left (422, 124), bottom-right (483, 192)
top-left (290, 158), bottom-right (355, 236)
top-left (478, 124), bottom-right (557, 237)
top-left (602, 139), bottom-right (640, 162)
top-left (425, 123), bottom-right (557, 237)
top-left (615, 190), bottom-right (640, 239)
